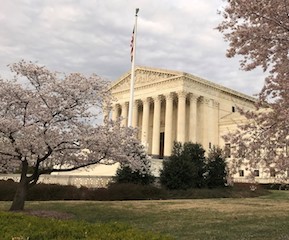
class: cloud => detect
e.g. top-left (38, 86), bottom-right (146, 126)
top-left (0, 0), bottom-right (265, 96)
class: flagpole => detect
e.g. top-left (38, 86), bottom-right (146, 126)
top-left (128, 8), bottom-right (139, 127)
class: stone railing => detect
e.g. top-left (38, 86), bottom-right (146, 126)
top-left (233, 177), bottom-right (289, 184)
top-left (0, 174), bottom-right (114, 188)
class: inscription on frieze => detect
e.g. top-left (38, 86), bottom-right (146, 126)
top-left (135, 70), bottom-right (176, 85)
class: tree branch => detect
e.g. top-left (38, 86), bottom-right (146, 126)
top-left (40, 157), bottom-right (106, 175)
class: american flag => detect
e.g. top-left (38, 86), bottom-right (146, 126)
top-left (130, 26), bottom-right (135, 62)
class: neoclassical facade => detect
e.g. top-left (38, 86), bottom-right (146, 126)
top-left (109, 66), bottom-right (256, 159)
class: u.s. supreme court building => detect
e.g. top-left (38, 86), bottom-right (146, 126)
top-left (1, 66), bottom-right (273, 187)
top-left (110, 66), bottom-right (255, 159)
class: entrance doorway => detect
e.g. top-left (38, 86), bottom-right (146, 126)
top-left (159, 132), bottom-right (165, 159)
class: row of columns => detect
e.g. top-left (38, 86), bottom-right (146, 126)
top-left (111, 92), bottom-right (218, 157)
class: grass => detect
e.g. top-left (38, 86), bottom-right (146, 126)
top-left (1, 190), bottom-right (289, 239)
top-left (0, 211), bottom-right (172, 240)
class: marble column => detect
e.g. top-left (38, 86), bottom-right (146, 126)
top-left (152, 95), bottom-right (162, 157)
top-left (102, 108), bottom-right (109, 124)
top-left (132, 100), bottom-right (139, 128)
top-left (189, 94), bottom-right (198, 143)
top-left (197, 96), bottom-right (205, 147)
top-left (111, 104), bottom-right (120, 121)
top-left (101, 99), bottom-right (112, 124)
top-left (164, 93), bottom-right (174, 157)
top-left (208, 99), bottom-right (214, 149)
top-left (141, 98), bottom-right (150, 146)
top-left (202, 98), bottom-right (209, 149)
top-left (177, 91), bottom-right (187, 143)
top-left (121, 102), bottom-right (128, 127)
top-left (213, 101), bottom-right (220, 145)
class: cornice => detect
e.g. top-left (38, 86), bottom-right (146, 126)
top-left (182, 73), bottom-right (256, 104)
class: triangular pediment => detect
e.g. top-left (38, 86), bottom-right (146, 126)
top-left (110, 66), bottom-right (183, 92)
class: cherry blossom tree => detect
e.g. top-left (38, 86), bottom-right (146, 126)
top-left (217, 1), bottom-right (289, 179)
top-left (0, 60), bottom-right (148, 211)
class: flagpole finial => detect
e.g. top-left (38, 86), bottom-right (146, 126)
top-left (135, 8), bottom-right (139, 16)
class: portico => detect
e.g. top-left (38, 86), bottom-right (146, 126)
top-left (109, 66), bottom-right (255, 158)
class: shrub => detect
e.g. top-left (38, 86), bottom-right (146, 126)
top-left (27, 184), bottom-right (83, 200)
top-left (205, 146), bottom-right (228, 188)
top-left (115, 147), bottom-right (155, 185)
top-left (160, 142), bottom-right (206, 190)
top-left (0, 180), bottom-right (269, 202)
top-left (0, 179), bottom-right (17, 200)
top-left (115, 166), bottom-right (155, 185)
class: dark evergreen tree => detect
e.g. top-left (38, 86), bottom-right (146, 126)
top-left (115, 146), bottom-right (155, 185)
top-left (160, 142), bottom-right (206, 190)
top-left (115, 165), bottom-right (155, 185)
top-left (205, 146), bottom-right (228, 188)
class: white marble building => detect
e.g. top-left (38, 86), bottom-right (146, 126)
top-left (24, 66), bottom-right (280, 185)
top-left (110, 66), bottom-right (255, 158)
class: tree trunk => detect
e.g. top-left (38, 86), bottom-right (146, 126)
top-left (9, 160), bottom-right (29, 211)
top-left (9, 176), bottom-right (29, 211)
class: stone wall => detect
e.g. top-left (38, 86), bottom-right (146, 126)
top-left (0, 174), bottom-right (113, 188)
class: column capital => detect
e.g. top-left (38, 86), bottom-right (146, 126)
top-left (213, 101), bottom-right (220, 108)
top-left (198, 96), bottom-right (210, 105)
top-left (142, 97), bottom-right (152, 104)
top-left (207, 98), bottom-right (216, 107)
top-left (205, 98), bottom-right (211, 106)
top-left (133, 99), bottom-right (140, 107)
top-left (114, 103), bottom-right (121, 109)
top-left (165, 92), bottom-right (174, 101)
top-left (121, 101), bottom-right (129, 107)
top-left (177, 91), bottom-right (188, 99)
top-left (153, 95), bottom-right (163, 102)
top-left (189, 93), bottom-right (199, 102)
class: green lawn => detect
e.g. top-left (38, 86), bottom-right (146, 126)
top-left (1, 190), bottom-right (289, 240)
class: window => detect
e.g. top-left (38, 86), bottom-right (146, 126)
top-left (270, 168), bottom-right (276, 177)
top-left (232, 106), bottom-right (235, 112)
top-left (237, 143), bottom-right (246, 158)
top-left (209, 142), bottom-right (212, 149)
top-left (224, 143), bottom-right (231, 158)
top-left (254, 170), bottom-right (260, 177)
top-left (286, 144), bottom-right (289, 157)
top-left (239, 170), bottom-right (244, 177)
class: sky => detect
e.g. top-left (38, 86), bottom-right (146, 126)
top-left (0, 0), bottom-right (266, 97)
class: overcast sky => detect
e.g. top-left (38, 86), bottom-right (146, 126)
top-left (0, 0), bottom-right (266, 97)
